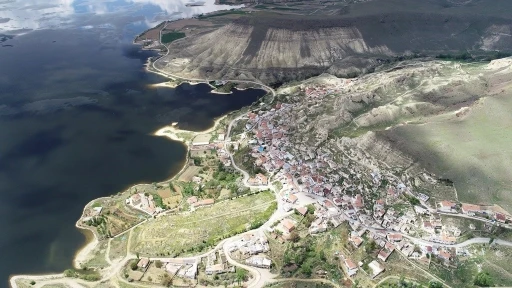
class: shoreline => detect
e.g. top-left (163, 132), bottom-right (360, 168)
top-left (9, 16), bottom-right (272, 288)
top-left (9, 104), bottom-right (231, 286)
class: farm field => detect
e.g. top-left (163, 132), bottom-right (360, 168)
top-left (130, 191), bottom-right (276, 256)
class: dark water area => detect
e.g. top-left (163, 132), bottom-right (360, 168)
top-left (0, 2), bottom-right (262, 285)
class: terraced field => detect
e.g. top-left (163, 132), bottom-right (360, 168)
top-left (130, 191), bottom-right (276, 256)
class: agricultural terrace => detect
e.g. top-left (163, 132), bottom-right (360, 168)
top-left (131, 191), bottom-right (276, 256)
top-left (84, 196), bottom-right (147, 239)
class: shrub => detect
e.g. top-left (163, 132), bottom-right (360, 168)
top-left (130, 261), bottom-right (138, 271)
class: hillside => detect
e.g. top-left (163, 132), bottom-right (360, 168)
top-left (155, 0), bottom-right (512, 84)
top-left (274, 57), bottom-right (512, 211)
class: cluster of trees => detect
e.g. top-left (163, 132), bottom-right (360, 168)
top-left (182, 182), bottom-right (196, 196)
top-left (85, 215), bottom-right (112, 238)
top-left (191, 156), bottom-right (202, 166)
top-left (404, 194), bottom-right (420, 206)
top-left (436, 51), bottom-right (512, 62)
top-left (474, 272), bottom-right (493, 287)
top-left (63, 269), bottom-right (100, 282)
top-left (85, 216), bottom-right (106, 227)
top-left (377, 279), bottom-right (443, 288)
top-left (215, 82), bottom-right (237, 93)
top-left (282, 237), bottom-right (327, 277)
top-left (213, 169), bottom-right (238, 182)
top-left (152, 193), bottom-right (167, 209)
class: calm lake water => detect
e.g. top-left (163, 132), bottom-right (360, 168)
top-left (0, 0), bottom-right (262, 285)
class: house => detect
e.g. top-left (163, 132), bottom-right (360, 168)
top-left (350, 236), bottom-right (363, 248)
top-left (438, 200), bottom-right (457, 212)
top-left (495, 213), bottom-right (507, 223)
top-left (192, 199), bottom-right (215, 208)
top-left (461, 203), bottom-right (481, 216)
top-left (187, 196), bottom-right (198, 205)
top-left (256, 173), bottom-right (268, 185)
top-left (246, 256), bottom-right (271, 268)
top-left (205, 263), bottom-right (226, 275)
top-left (387, 233), bottom-right (402, 242)
top-left (284, 193), bottom-right (298, 204)
top-left (137, 258), bottom-right (150, 269)
top-left (344, 258), bottom-right (358, 277)
top-left (438, 235), bottom-right (456, 245)
top-left (378, 249), bottom-right (393, 262)
top-left (248, 173), bottom-right (268, 186)
top-left (353, 194), bottom-right (364, 210)
top-left (422, 221), bottom-right (435, 233)
top-left (368, 260), bottom-right (385, 278)
top-left (296, 207), bottom-right (308, 216)
top-left (438, 250), bottom-right (452, 261)
top-left (281, 219), bottom-right (296, 233)
top-left (131, 194), bottom-right (142, 206)
top-left (178, 263), bottom-right (198, 279)
top-left (414, 205), bottom-right (429, 215)
top-left (385, 242), bottom-right (395, 252)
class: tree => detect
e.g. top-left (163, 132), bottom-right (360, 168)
top-left (301, 262), bottom-right (312, 276)
top-left (236, 268), bottom-right (247, 286)
top-left (63, 269), bottom-right (75, 277)
top-left (474, 272), bottom-right (493, 287)
top-left (30, 281), bottom-right (35, 285)
top-left (365, 239), bottom-right (377, 252)
top-left (155, 260), bottom-right (163, 268)
top-left (130, 261), bottom-right (138, 271)
top-left (428, 281), bottom-right (443, 288)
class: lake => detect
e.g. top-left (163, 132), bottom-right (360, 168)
top-left (0, 0), bottom-right (263, 285)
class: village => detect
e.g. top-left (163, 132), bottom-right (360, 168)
top-left (221, 79), bottom-right (512, 282)
top-left (68, 77), bottom-right (512, 288)
top-left (112, 78), bottom-right (512, 286)
top-left (121, 77), bottom-right (512, 285)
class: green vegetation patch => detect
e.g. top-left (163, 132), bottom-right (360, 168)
top-left (161, 32), bottom-right (186, 44)
top-left (198, 10), bottom-right (247, 19)
top-left (131, 191), bottom-right (275, 256)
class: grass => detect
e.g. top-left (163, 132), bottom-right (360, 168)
top-left (110, 235), bottom-right (128, 260)
top-left (83, 240), bottom-right (109, 269)
top-left (391, 93), bottom-right (512, 211)
top-left (161, 32), bottom-right (185, 44)
top-left (131, 191), bottom-right (276, 256)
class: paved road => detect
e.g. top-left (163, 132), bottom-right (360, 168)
top-left (437, 211), bottom-right (512, 230)
top-left (402, 235), bottom-right (512, 249)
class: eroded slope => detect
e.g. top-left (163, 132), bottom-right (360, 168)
top-left (158, 9), bottom-right (512, 84)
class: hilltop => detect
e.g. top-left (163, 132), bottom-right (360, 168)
top-left (149, 0), bottom-right (512, 84)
